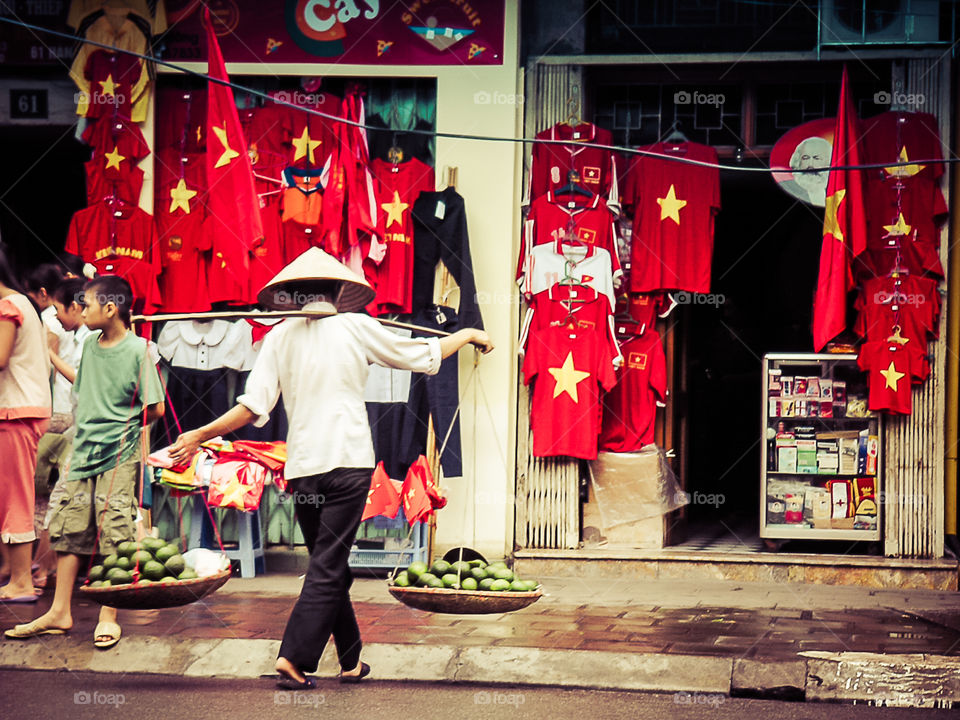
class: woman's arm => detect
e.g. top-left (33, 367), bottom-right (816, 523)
top-left (49, 347), bottom-right (77, 383)
top-left (439, 328), bottom-right (494, 359)
top-left (0, 319), bottom-right (14, 370)
top-left (168, 404), bottom-right (258, 464)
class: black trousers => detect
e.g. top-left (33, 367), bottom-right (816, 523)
top-left (278, 467), bottom-right (369, 674)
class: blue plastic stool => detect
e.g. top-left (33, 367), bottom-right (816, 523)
top-left (189, 496), bottom-right (266, 578)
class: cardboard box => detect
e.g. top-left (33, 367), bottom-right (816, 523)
top-left (585, 451), bottom-right (672, 548)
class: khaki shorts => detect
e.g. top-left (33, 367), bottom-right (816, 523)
top-left (48, 460), bottom-right (139, 556)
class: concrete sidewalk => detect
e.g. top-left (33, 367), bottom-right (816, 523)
top-left (2, 572), bottom-right (959, 707)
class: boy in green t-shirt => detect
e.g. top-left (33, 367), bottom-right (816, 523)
top-left (6, 276), bottom-right (164, 649)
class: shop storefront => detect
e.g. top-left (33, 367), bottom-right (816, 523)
top-left (0, 1), bottom-right (524, 567)
top-left (512, 6), bottom-right (959, 590)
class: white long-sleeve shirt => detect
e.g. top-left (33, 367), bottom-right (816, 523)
top-left (237, 312), bottom-right (441, 479)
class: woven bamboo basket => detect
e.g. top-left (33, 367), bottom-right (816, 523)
top-left (78, 569), bottom-right (231, 610)
top-left (388, 584), bottom-right (542, 614)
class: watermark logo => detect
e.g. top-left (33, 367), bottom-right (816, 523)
top-left (273, 90), bottom-right (329, 106)
top-left (473, 90), bottom-right (524, 106)
top-left (674, 691), bottom-right (726, 707)
top-left (75, 91), bottom-right (126, 106)
top-left (274, 691), bottom-right (325, 708)
top-left (674, 490), bottom-right (725, 508)
top-left (74, 691), bottom-right (126, 707)
top-left (273, 290), bottom-right (330, 307)
top-left (674, 90), bottom-right (725, 108)
top-left (874, 91), bottom-right (925, 108)
top-left (674, 291), bottom-right (726, 307)
top-left (474, 690), bottom-right (525, 707)
top-left (278, 491), bottom-right (326, 507)
top-left (873, 290), bottom-right (927, 307)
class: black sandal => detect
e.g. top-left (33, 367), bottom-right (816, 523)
top-left (338, 662), bottom-right (370, 684)
top-left (276, 673), bottom-right (317, 690)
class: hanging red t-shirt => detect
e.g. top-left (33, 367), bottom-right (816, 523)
top-left (65, 201), bottom-right (161, 312)
top-left (276, 90), bottom-right (341, 170)
top-left (614, 292), bottom-right (677, 332)
top-left (861, 111), bottom-right (944, 183)
top-left (854, 276), bottom-right (941, 346)
top-left (239, 105), bottom-right (287, 194)
top-left (599, 329), bottom-right (667, 452)
top-left (523, 323), bottom-right (617, 459)
top-left (528, 122), bottom-right (619, 209)
top-left (519, 284), bottom-right (621, 368)
top-left (249, 196), bottom-right (285, 299)
top-left (282, 220), bottom-right (323, 265)
top-left (155, 150), bottom-right (210, 313)
top-left (857, 340), bottom-right (929, 415)
top-left (85, 162), bottom-right (144, 206)
top-left (79, 50), bottom-right (146, 119)
top-left (623, 142), bottom-right (721, 294)
top-left (855, 174), bottom-right (947, 278)
top-left (369, 157), bottom-right (435, 314)
top-left (155, 88), bottom-right (207, 152)
top-left (518, 191), bottom-right (621, 284)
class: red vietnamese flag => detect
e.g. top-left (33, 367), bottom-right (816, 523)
top-left (410, 455), bottom-right (447, 510)
top-left (400, 460), bottom-right (433, 526)
top-left (361, 462), bottom-right (401, 522)
top-left (813, 66), bottom-right (867, 351)
top-left (204, 9), bottom-right (263, 303)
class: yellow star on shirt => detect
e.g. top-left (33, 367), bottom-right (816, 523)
top-left (219, 474), bottom-right (247, 509)
top-left (104, 145), bottom-right (125, 171)
top-left (880, 360), bottom-right (905, 391)
top-left (882, 213), bottom-right (912, 237)
top-left (212, 124), bottom-right (240, 169)
top-left (168, 178), bottom-right (197, 214)
top-left (884, 147), bottom-right (924, 178)
top-left (291, 127), bottom-right (321, 164)
top-left (823, 188), bottom-right (846, 242)
top-left (98, 74), bottom-right (117, 96)
top-left (547, 351), bottom-right (590, 403)
top-left (381, 191), bottom-right (409, 228)
top-left (656, 183), bottom-right (687, 225)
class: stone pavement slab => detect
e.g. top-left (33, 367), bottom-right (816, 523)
top-left (2, 573), bottom-right (959, 705)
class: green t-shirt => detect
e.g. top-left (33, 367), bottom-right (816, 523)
top-left (68, 331), bottom-right (164, 481)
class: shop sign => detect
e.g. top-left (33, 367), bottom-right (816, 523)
top-left (9, 89), bottom-right (48, 119)
top-left (163, 0), bottom-right (505, 66)
top-left (0, 0), bottom-right (74, 66)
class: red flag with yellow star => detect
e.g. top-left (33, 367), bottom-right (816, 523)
top-left (813, 66), bottom-right (867, 351)
top-left (400, 459), bottom-right (434, 526)
top-left (361, 462), bottom-right (401, 522)
top-left (204, 9), bottom-right (263, 302)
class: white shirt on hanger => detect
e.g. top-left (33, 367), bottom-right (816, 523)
top-left (157, 320), bottom-right (247, 370)
top-left (237, 311), bottom-right (441, 479)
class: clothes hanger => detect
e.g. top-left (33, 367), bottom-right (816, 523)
top-left (553, 169), bottom-right (593, 199)
top-left (664, 121), bottom-right (689, 154)
top-left (560, 93), bottom-right (582, 128)
top-left (886, 325), bottom-right (910, 345)
top-left (388, 132), bottom-right (404, 171)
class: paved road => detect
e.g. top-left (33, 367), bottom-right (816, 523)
top-left (0, 670), bottom-right (953, 719)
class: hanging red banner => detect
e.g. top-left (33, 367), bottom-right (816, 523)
top-left (163, 0), bottom-right (505, 66)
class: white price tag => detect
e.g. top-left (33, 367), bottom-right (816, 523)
top-left (435, 200), bottom-right (446, 219)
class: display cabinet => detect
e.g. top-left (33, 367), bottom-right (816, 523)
top-left (760, 353), bottom-right (881, 542)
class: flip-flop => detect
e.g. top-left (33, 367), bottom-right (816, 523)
top-left (276, 674), bottom-right (317, 690)
top-left (93, 621), bottom-right (122, 650)
top-left (338, 662), bottom-right (371, 684)
top-left (0, 594), bottom-right (38, 604)
top-left (4, 620), bottom-right (69, 639)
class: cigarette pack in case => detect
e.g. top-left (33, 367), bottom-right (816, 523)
top-left (796, 439), bottom-right (818, 474)
top-left (795, 377), bottom-right (808, 395)
top-left (839, 437), bottom-right (859, 475)
top-left (820, 379), bottom-right (833, 401)
top-left (778, 446), bottom-right (798, 474)
top-left (806, 377), bottom-right (820, 397)
top-left (866, 436), bottom-right (879, 475)
top-left (781, 377), bottom-right (794, 396)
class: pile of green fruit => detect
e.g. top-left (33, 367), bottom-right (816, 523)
top-left (86, 538), bottom-right (198, 587)
top-left (392, 558), bottom-right (538, 593)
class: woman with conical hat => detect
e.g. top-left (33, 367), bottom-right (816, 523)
top-left (169, 248), bottom-right (493, 688)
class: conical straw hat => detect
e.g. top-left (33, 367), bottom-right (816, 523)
top-left (257, 247), bottom-right (375, 312)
